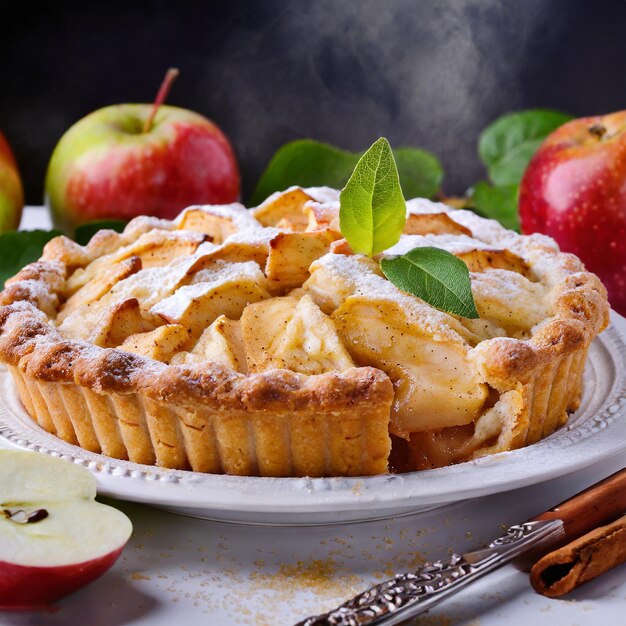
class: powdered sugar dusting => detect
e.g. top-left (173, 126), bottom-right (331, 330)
top-left (303, 186), bottom-right (341, 204)
top-left (223, 224), bottom-right (281, 248)
top-left (406, 198), bottom-right (455, 216)
top-left (178, 201), bottom-right (283, 247)
top-left (44, 192), bottom-right (591, 358)
top-left (306, 253), bottom-right (480, 345)
top-left (470, 269), bottom-right (550, 335)
top-left (383, 233), bottom-right (500, 257)
top-left (188, 261), bottom-right (266, 287)
top-left (124, 215), bottom-right (175, 239)
top-left (175, 203), bottom-right (251, 225)
top-left (151, 261), bottom-right (268, 321)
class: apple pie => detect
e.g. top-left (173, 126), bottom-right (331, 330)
top-left (0, 188), bottom-right (609, 476)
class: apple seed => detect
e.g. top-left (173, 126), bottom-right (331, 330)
top-left (2, 507), bottom-right (49, 524)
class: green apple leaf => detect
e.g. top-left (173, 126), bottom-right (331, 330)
top-left (380, 246), bottom-right (479, 319)
top-left (393, 147), bottom-right (444, 200)
top-left (74, 220), bottom-right (127, 246)
top-left (339, 137), bottom-right (406, 256)
top-left (0, 230), bottom-right (62, 286)
top-left (471, 181), bottom-right (520, 232)
top-left (251, 140), bottom-right (356, 206)
top-left (479, 109), bottom-right (572, 186)
top-left (251, 139), bottom-right (443, 206)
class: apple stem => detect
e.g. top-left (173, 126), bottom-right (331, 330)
top-left (589, 124), bottom-right (607, 140)
top-left (143, 68), bottom-right (180, 133)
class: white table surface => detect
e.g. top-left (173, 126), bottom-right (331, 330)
top-left (2, 208), bottom-right (625, 626)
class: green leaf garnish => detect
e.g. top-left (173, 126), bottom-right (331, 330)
top-left (0, 230), bottom-right (62, 286)
top-left (339, 137), bottom-right (406, 256)
top-left (479, 109), bottom-right (572, 186)
top-left (74, 219), bottom-right (127, 246)
top-left (471, 181), bottom-right (520, 232)
top-left (251, 139), bottom-right (443, 206)
top-left (336, 138), bottom-right (478, 318)
top-left (380, 247), bottom-right (479, 319)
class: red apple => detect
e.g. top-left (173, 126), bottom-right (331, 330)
top-left (0, 132), bottom-right (24, 232)
top-left (519, 111), bottom-right (626, 313)
top-left (0, 450), bottom-right (132, 609)
top-left (45, 69), bottom-right (240, 234)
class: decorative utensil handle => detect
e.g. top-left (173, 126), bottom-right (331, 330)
top-left (296, 468), bottom-right (626, 626)
top-left (295, 520), bottom-right (564, 626)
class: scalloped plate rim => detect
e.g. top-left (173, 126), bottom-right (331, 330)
top-left (0, 313), bottom-right (625, 522)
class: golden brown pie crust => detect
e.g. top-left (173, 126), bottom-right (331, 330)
top-left (0, 189), bottom-right (610, 476)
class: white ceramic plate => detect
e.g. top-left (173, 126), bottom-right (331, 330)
top-left (1, 313), bottom-right (625, 525)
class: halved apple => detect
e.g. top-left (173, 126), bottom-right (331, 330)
top-left (0, 450), bottom-right (132, 609)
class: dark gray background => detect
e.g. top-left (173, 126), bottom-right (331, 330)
top-left (1, 0), bottom-right (625, 204)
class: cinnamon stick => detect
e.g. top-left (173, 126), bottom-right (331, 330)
top-left (530, 514), bottom-right (626, 598)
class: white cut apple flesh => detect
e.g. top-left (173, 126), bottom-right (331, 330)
top-left (0, 450), bottom-right (132, 609)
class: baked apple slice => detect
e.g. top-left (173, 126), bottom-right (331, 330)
top-left (57, 256), bottom-right (142, 322)
top-left (403, 212), bottom-right (472, 236)
top-left (170, 315), bottom-right (246, 371)
top-left (151, 260), bottom-right (270, 336)
top-left (265, 230), bottom-right (340, 292)
top-left (177, 207), bottom-right (240, 242)
top-left (242, 294), bottom-right (353, 374)
top-left (66, 229), bottom-right (209, 293)
top-left (252, 186), bottom-right (315, 229)
top-left (120, 324), bottom-right (190, 362)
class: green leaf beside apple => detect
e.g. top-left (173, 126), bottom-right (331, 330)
top-left (394, 147), bottom-right (445, 200)
top-left (74, 219), bottom-right (127, 246)
top-left (251, 139), bottom-right (444, 207)
top-left (479, 109), bottom-right (573, 186)
top-left (0, 230), bottom-right (62, 285)
top-left (471, 108), bottom-right (572, 229)
top-left (470, 182), bottom-right (520, 231)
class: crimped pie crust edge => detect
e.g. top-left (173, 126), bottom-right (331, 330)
top-left (0, 197), bottom-right (611, 475)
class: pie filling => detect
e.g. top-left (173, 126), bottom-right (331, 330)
top-left (0, 187), bottom-right (610, 475)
